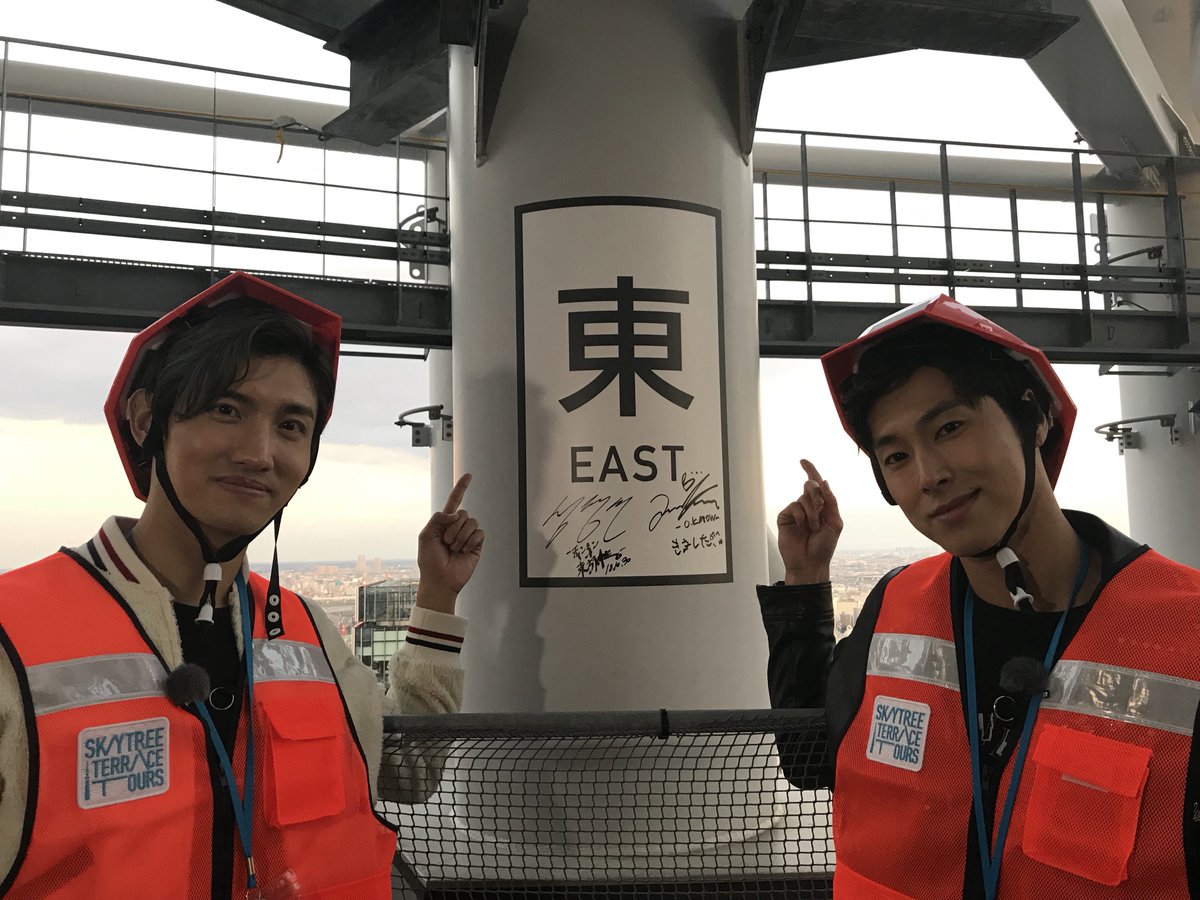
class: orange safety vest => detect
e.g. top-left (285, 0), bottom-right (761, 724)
top-left (832, 550), bottom-right (1200, 899)
top-left (0, 550), bottom-right (396, 899)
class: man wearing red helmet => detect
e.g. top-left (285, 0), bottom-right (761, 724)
top-left (760, 296), bottom-right (1200, 899)
top-left (0, 273), bottom-right (483, 898)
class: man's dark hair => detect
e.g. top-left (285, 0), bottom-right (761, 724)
top-left (841, 324), bottom-right (1056, 462)
top-left (131, 296), bottom-right (335, 480)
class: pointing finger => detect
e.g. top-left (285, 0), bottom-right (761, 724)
top-left (800, 458), bottom-right (823, 484)
top-left (442, 473), bottom-right (472, 515)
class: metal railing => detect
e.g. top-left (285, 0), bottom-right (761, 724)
top-left (379, 709), bottom-right (833, 899)
top-left (4, 37), bottom-right (1198, 361)
top-left (754, 129), bottom-right (1194, 317)
top-left (0, 35), bottom-right (448, 288)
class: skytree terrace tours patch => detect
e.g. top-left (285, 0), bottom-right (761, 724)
top-left (78, 717), bottom-right (169, 808)
top-left (867, 696), bottom-right (930, 772)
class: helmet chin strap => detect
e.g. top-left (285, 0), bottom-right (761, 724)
top-left (152, 443), bottom-right (267, 625)
top-left (966, 400), bottom-right (1041, 612)
top-left (145, 416), bottom-right (322, 639)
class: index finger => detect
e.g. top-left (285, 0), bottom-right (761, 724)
top-left (442, 473), bottom-right (473, 514)
top-left (799, 458), bottom-right (823, 484)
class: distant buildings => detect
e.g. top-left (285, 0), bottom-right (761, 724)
top-left (274, 558), bottom-right (420, 657)
top-left (272, 547), bottom-right (929, 670)
top-left (828, 547), bottom-right (933, 640)
top-left (355, 578), bottom-right (419, 681)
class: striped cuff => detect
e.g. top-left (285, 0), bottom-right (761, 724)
top-left (402, 606), bottom-right (467, 664)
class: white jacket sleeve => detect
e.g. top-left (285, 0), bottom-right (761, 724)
top-left (0, 653), bottom-right (29, 883)
top-left (307, 601), bottom-right (465, 804)
top-left (379, 607), bottom-right (466, 804)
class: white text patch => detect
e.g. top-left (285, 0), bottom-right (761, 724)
top-left (867, 696), bottom-right (930, 772)
top-left (78, 717), bottom-right (169, 809)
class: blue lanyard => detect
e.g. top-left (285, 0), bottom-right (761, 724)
top-left (194, 571), bottom-right (258, 892)
top-left (963, 541), bottom-right (1089, 900)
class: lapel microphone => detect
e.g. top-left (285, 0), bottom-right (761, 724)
top-left (999, 656), bottom-right (1049, 698)
top-left (165, 663), bottom-right (211, 707)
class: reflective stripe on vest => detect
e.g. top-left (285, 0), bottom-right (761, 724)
top-left (867, 633), bottom-right (959, 691)
top-left (27, 652), bottom-right (166, 716)
top-left (252, 638), bottom-right (335, 685)
top-left (27, 640), bottom-right (335, 716)
top-left (867, 633), bottom-right (1199, 736)
top-left (1044, 660), bottom-right (1200, 736)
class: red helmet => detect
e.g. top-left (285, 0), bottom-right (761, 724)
top-left (820, 295), bottom-right (1075, 485)
top-left (105, 272), bottom-right (341, 500)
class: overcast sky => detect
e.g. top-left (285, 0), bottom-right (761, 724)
top-left (0, 3), bottom-right (1133, 568)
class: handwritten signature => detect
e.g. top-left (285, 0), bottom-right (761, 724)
top-left (672, 531), bottom-right (724, 556)
top-left (542, 494), bottom-right (633, 548)
top-left (569, 542), bottom-right (632, 577)
top-left (648, 471), bottom-right (721, 532)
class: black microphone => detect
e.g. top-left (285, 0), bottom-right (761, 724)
top-left (999, 656), bottom-right (1048, 698)
top-left (165, 663), bottom-right (211, 707)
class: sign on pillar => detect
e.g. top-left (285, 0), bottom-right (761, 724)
top-left (517, 196), bottom-right (732, 586)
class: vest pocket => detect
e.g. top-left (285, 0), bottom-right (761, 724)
top-left (832, 858), bottom-right (917, 900)
top-left (1020, 723), bottom-right (1151, 886)
top-left (258, 696), bottom-right (349, 826)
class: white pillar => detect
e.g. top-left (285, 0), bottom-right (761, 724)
top-left (425, 149), bottom-right (456, 512)
top-left (1118, 369), bottom-right (1200, 567)
top-left (1106, 173), bottom-right (1200, 568)
top-left (428, 348), bottom-right (454, 510)
top-left (447, 0), bottom-right (768, 713)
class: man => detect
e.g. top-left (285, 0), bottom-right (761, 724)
top-left (760, 295), bottom-right (1200, 899)
top-left (0, 273), bottom-right (483, 898)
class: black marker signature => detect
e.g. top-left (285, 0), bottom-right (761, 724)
top-left (569, 542), bottom-right (632, 577)
top-left (648, 471), bottom-right (720, 533)
top-left (543, 494), bottom-right (632, 548)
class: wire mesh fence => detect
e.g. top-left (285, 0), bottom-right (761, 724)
top-left (378, 709), bottom-right (833, 899)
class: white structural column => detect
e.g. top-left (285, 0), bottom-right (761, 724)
top-left (426, 145), bottom-right (456, 510)
top-left (428, 348), bottom-right (454, 508)
top-left (1106, 174), bottom-right (1200, 569)
top-left (447, 0), bottom-right (769, 712)
top-left (1118, 366), bottom-right (1200, 568)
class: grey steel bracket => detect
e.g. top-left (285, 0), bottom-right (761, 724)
top-left (395, 404), bottom-right (452, 446)
top-left (399, 204), bottom-right (449, 280)
top-left (737, 0), bottom-right (788, 162)
top-left (1094, 414), bottom-right (1179, 455)
top-left (474, 0), bottom-right (527, 164)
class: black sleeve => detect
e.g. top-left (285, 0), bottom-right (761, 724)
top-left (759, 581), bottom-right (835, 789)
top-left (822, 568), bottom-right (902, 790)
top-left (759, 581), bottom-right (836, 710)
top-left (760, 567), bottom-right (906, 791)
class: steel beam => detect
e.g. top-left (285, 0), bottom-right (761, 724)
top-left (322, 0), bottom-right (451, 145)
top-left (215, 0), bottom-right (377, 41)
top-left (4, 191), bottom-right (449, 247)
top-left (0, 252), bottom-right (450, 346)
top-left (3, 213), bottom-right (449, 265)
top-left (5, 252), bottom-right (1197, 362)
top-left (771, 0), bottom-right (1077, 69)
top-left (758, 299), bottom-right (1200, 363)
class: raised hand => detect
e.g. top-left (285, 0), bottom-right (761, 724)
top-left (415, 474), bottom-right (485, 613)
top-left (776, 459), bottom-right (843, 585)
